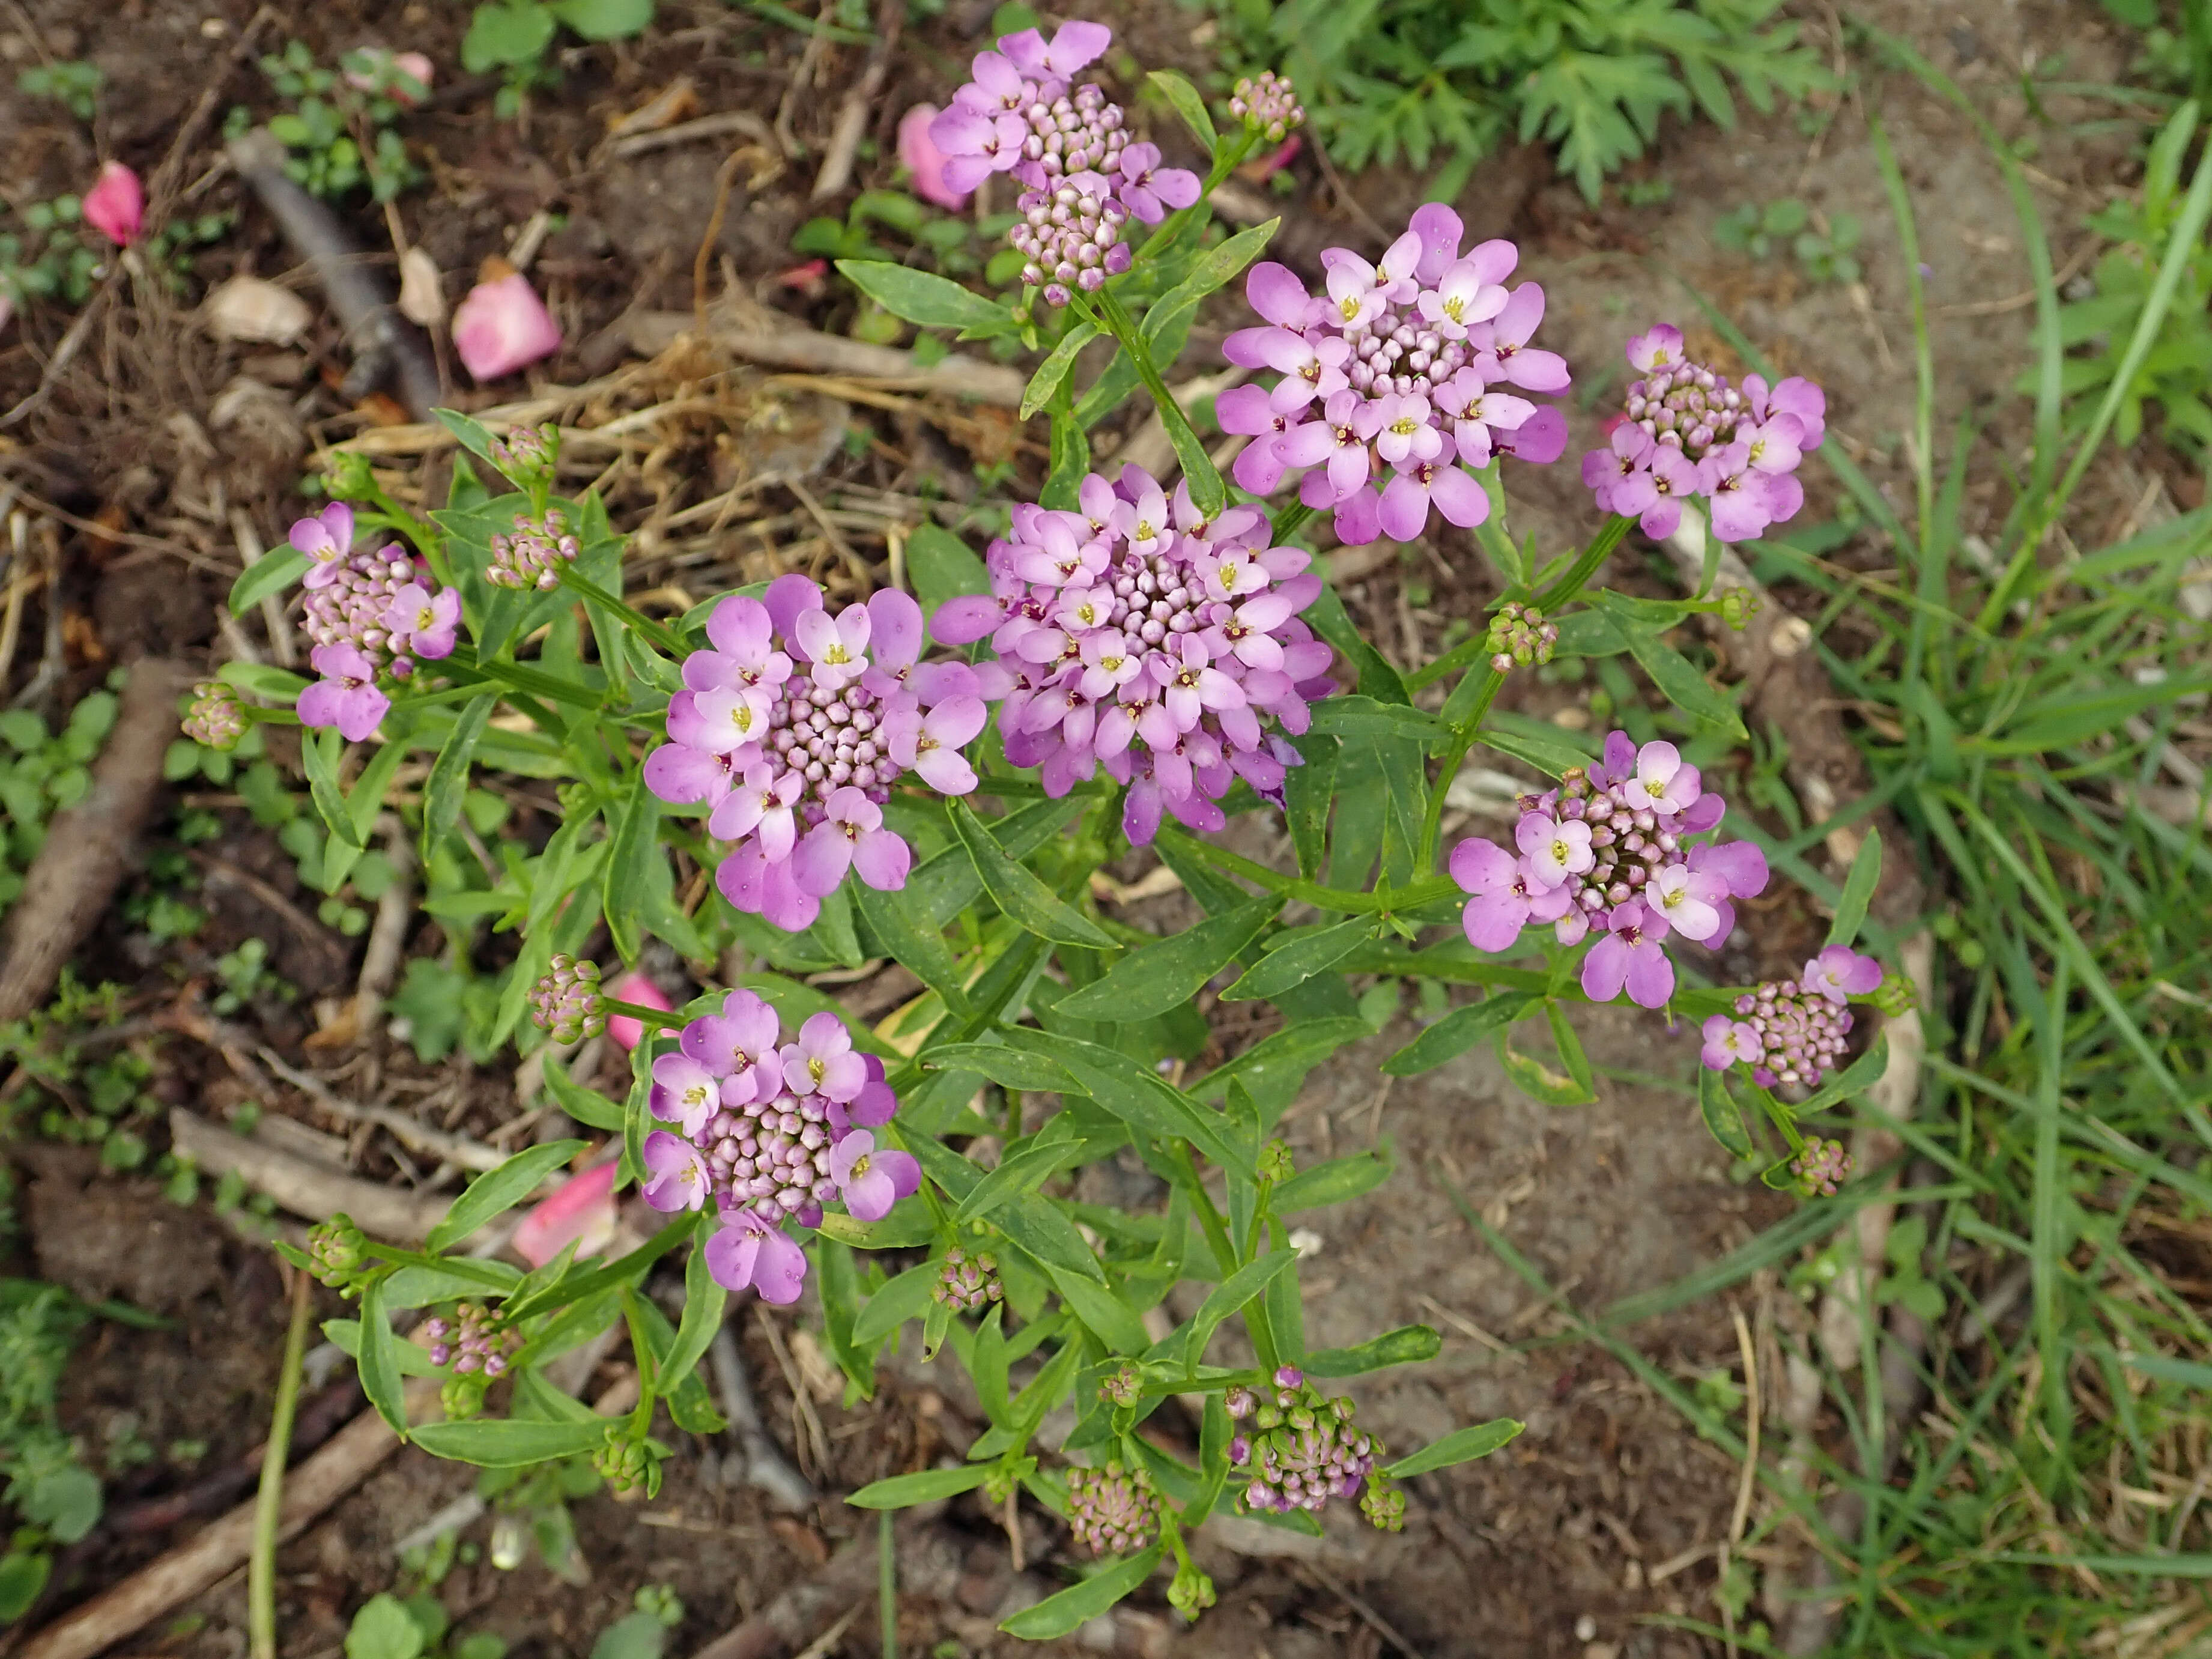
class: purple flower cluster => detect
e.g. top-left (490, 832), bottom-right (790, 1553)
top-left (1582, 324), bottom-right (1825, 543)
top-left (1226, 1367), bottom-right (1383, 1519)
top-left (1449, 730), bottom-right (1770, 1010)
top-left (933, 1246), bottom-right (1003, 1313)
top-left (1790, 1136), bottom-right (1852, 1196)
top-left (288, 503), bottom-right (461, 742)
top-left (930, 467), bottom-right (1336, 845)
top-left (1065, 1460), bottom-right (1161, 1556)
top-left (1218, 205), bottom-right (1568, 547)
top-left (1700, 945), bottom-right (1880, 1089)
top-left (636, 989), bottom-right (917, 1305)
top-left (422, 1302), bottom-right (520, 1378)
top-left (1229, 70), bottom-right (1303, 142)
top-left (646, 574), bottom-right (986, 933)
top-left (929, 22), bottom-right (1199, 307)
top-left (486, 506), bottom-right (580, 590)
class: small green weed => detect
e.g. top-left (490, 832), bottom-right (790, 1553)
top-left (224, 41), bottom-right (422, 203)
top-left (0, 1281), bottom-right (100, 1621)
top-left (1714, 197), bottom-right (1863, 284)
top-left (462, 0), bottom-right (656, 118)
top-left (14, 61), bottom-right (103, 123)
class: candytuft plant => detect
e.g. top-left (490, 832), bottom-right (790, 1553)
top-left (215, 22), bottom-right (1900, 1634)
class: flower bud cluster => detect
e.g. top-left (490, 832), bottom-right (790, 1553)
top-left (1698, 945), bottom-right (1881, 1089)
top-left (929, 466), bottom-right (1335, 846)
top-left (1359, 1470), bottom-right (1407, 1532)
top-left (929, 23), bottom-right (1200, 308)
top-left (1450, 730), bottom-right (1770, 1009)
top-left (530, 953), bottom-right (606, 1044)
top-left (1225, 1366), bottom-right (1381, 1519)
top-left (485, 506), bottom-right (581, 591)
top-left (183, 681), bottom-right (247, 751)
top-left (933, 1247), bottom-right (1004, 1313)
top-left (1485, 601), bottom-right (1557, 673)
top-left (635, 989), bottom-right (919, 1306)
top-left (286, 502), bottom-right (461, 744)
top-left (1219, 204), bottom-right (1569, 547)
top-left (1582, 324), bottom-right (1825, 544)
top-left (1790, 1136), bottom-right (1852, 1196)
top-left (1230, 70), bottom-right (1303, 142)
top-left (424, 1302), bottom-right (521, 1378)
top-left (305, 1214), bottom-right (369, 1293)
top-left (488, 423), bottom-right (558, 488)
top-left (646, 575), bottom-right (986, 933)
top-left (1065, 1460), bottom-right (1161, 1555)
top-left (593, 1435), bottom-right (658, 1497)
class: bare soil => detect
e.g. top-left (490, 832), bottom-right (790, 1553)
top-left (0, 0), bottom-right (2165, 1656)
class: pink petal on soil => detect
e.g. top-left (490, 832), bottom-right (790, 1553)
top-left (83, 162), bottom-right (144, 246)
top-left (511, 1160), bottom-right (619, 1268)
top-left (606, 970), bottom-right (673, 1052)
top-left (452, 268), bottom-right (562, 381)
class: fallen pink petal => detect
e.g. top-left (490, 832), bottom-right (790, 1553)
top-left (452, 267), bottom-right (562, 381)
top-left (606, 970), bottom-right (673, 1051)
top-left (510, 1160), bottom-right (620, 1267)
top-left (83, 162), bottom-right (145, 246)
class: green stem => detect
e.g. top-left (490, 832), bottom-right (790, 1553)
top-left (1171, 1142), bottom-right (1279, 1376)
top-left (556, 566), bottom-right (689, 659)
top-left (1088, 288), bottom-right (1222, 510)
top-left (249, 1270), bottom-right (315, 1659)
top-left (602, 997), bottom-right (685, 1033)
top-left (1404, 632), bottom-right (1489, 693)
top-left (1270, 502), bottom-right (1317, 545)
top-left (879, 1509), bottom-right (899, 1659)
top-left (1535, 515), bottom-right (1633, 611)
top-left (1416, 670), bottom-right (1504, 871)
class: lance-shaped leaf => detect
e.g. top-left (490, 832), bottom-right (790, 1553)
top-left (949, 799), bottom-right (1115, 948)
top-left (1054, 893), bottom-right (1282, 1021)
top-left (1382, 992), bottom-right (1539, 1076)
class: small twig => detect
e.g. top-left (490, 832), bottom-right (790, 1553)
top-left (168, 1108), bottom-right (450, 1243)
top-left (753, 1305), bottom-right (831, 1477)
top-left (772, 0), bottom-right (838, 160)
top-left (248, 1269), bottom-right (314, 1659)
top-left (810, 0), bottom-right (903, 201)
top-left (1303, 1565), bottom-right (1426, 1659)
top-left (10, 518), bottom-right (64, 714)
top-left (256, 1048), bottom-right (511, 1174)
top-left (190, 855), bottom-right (349, 969)
top-left (707, 1319), bottom-right (816, 1509)
top-left (625, 308), bottom-right (1028, 406)
top-left (609, 109), bottom-right (777, 160)
top-left (692, 148), bottom-right (753, 335)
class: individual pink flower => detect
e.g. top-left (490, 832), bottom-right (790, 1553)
top-left (83, 162), bottom-right (144, 246)
top-left (709, 763), bottom-right (804, 860)
top-left (1646, 863), bottom-right (1726, 942)
top-left (1471, 285), bottom-right (1570, 392)
top-left (639, 1131), bottom-right (711, 1213)
top-left (1114, 142), bottom-right (1201, 223)
top-left (831, 1053), bottom-right (899, 1134)
top-left (827, 1130), bottom-right (921, 1222)
top-left (705, 1210), bottom-right (808, 1303)
top-left (297, 644), bottom-right (389, 742)
top-left (897, 103), bottom-right (969, 209)
top-left (779, 1011), bottom-right (867, 1103)
top-left (1626, 324), bottom-right (1685, 373)
top-left (1379, 455), bottom-right (1488, 541)
top-left (606, 970), bottom-right (672, 1051)
top-left (290, 503), bottom-right (356, 590)
top-left (510, 1161), bottom-right (619, 1267)
top-left (1580, 901), bottom-right (1675, 1008)
top-left (1744, 373), bottom-right (1827, 449)
top-left (796, 603), bottom-right (872, 688)
top-left (1802, 945), bottom-right (1883, 1004)
top-left (883, 695), bottom-right (986, 793)
top-left (383, 583), bottom-right (460, 659)
top-left (996, 20), bottom-right (1112, 78)
top-left (1631, 741), bottom-right (1702, 814)
top-left (1700, 1016), bottom-right (1765, 1071)
top-left (793, 786), bottom-right (911, 896)
top-left (1636, 445), bottom-right (1701, 538)
top-left (680, 990), bottom-right (784, 1103)
top-left (452, 266), bottom-right (562, 381)
top-left (1449, 836), bottom-right (1567, 953)
top-left (1517, 812), bottom-right (1594, 888)
top-left (650, 1051), bottom-right (722, 1138)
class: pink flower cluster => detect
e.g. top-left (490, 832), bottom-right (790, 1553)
top-left (1582, 324), bottom-right (1825, 543)
top-left (1700, 946), bottom-right (1880, 1090)
top-left (646, 575), bottom-right (986, 933)
top-left (638, 990), bottom-right (917, 1305)
top-left (1449, 730), bottom-right (1769, 1010)
top-left (1219, 205), bottom-right (1568, 547)
top-left (289, 503), bottom-right (460, 742)
top-left (930, 467), bottom-right (1336, 846)
top-left (929, 22), bottom-right (1199, 306)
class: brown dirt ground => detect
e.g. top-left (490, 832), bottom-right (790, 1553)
top-left (0, 0), bottom-right (2172, 1655)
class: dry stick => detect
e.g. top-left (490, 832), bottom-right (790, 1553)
top-left (226, 130), bottom-right (440, 421)
top-left (625, 310), bottom-right (1028, 407)
top-left (17, 1375), bottom-right (441, 1659)
top-left (254, 1050), bottom-right (511, 1175)
top-left (1658, 517), bottom-right (1939, 1654)
top-left (247, 1270), bottom-right (314, 1659)
top-left (0, 657), bottom-right (190, 1022)
top-left (809, 0), bottom-right (904, 201)
top-left (708, 1318), bottom-right (816, 1509)
top-left (168, 1108), bottom-right (451, 1243)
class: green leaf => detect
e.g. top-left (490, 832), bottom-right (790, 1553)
top-left (924, 1042), bottom-right (1075, 1094)
top-left (218, 661), bottom-right (310, 702)
top-left (847, 1464), bottom-right (992, 1509)
top-left (1022, 322), bottom-right (1101, 420)
top-left (1478, 723), bottom-right (1592, 777)
top-left (1283, 733), bottom-right (1338, 879)
top-left (356, 1279), bottom-right (410, 1434)
top-left (1795, 1033), bottom-right (1890, 1116)
top-left (345, 1594), bottom-right (425, 1659)
top-left (1153, 219), bottom-right (1278, 317)
top-left (1055, 893), bottom-right (1282, 1021)
top-left (660, 1225), bottom-right (726, 1399)
top-left (425, 1141), bottom-right (586, 1253)
top-left (1305, 1323), bottom-right (1441, 1377)
top-left (1698, 1067), bottom-right (1753, 1159)
top-left (813, 1201), bottom-right (939, 1250)
top-left (1305, 696), bottom-right (1447, 742)
top-left (1545, 1001), bottom-right (1596, 1103)
top-left (852, 1261), bottom-right (940, 1346)
top-left (954, 1136), bottom-right (1086, 1223)
top-left (905, 522), bottom-right (990, 621)
top-left (998, 1546), bottom-right (1163, 1639)
top-left (1221, 917), bottom-right (1373, 1002)
top-left (541, 1057), bottom-right (626, 1132)
top-left (548, 0), bottom-right (654, 40)
top-left (0, 1551), bottom-right (53, 1624)
top-left (948, 799), bottom-right (1115, 948)
top-left (1614, 617), bottom-right (1746, 738)
top-left (300, 727), bottom-right (354, 848)
top-left (1000, 1029), bottom-right (1250, 1175)
top-left (422, 693), bottom-right (497, 861)
top-left (431, 407), bottom-right (502, 467)
top-left (999, 1190), bottom-right (1107, 1281)
top-left (1046, 1263), bottom-right (1151, 1352)
top-left (1272, 1147), bottom-right (1392, 1212)
top-left (1825, 828), bottom-right (1882, 947)
top-left (381, 1259), bottom-right (523, 1309)
top-left (229, 548), bottom-right (307, 615)
top-left (408, 1416), bottom-right (609, 1467)
top-left (601, 776), bottom-right (664, 965)
top-left (835, 260), bottom-right (1016, 339)
top-left (1495, 1032), bottom-right (1593, 1105)
top-left (323, 1317), bottom-right (442, 1377)
top-left (1148, 68), bottom-right (1217, 150)
top-left (461, 1), bottom-right (557, 72)
top-left (1386, 1418), bottom-right (1524, 1478)
top-left (1383, 992), bottom-right (1539, 1076)
top-left (1181, 1249), bottom-right (1298, 1366)
top-left (850, 880), bottom-right (970, 1015)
